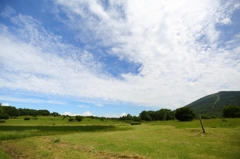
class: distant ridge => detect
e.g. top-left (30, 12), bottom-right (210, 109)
top-left (185, 91), bottom-right (240, 117)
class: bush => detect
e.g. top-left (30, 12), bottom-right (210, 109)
top-left (0, 120), bottom-right (6, 123)
top-left (24, 117), bottom-right (31, 120)
top-left (201, 115), bottom-right (211, 119)
top-left (130, 122), bottom-right (141, 125)
top-left (0, 113), bottom-right (10, 119)
top-left (223, 105), bottom-right (240, 118)
top-left (175, 107), bottom-right (195, 121)
top-left (32, 117), bottom-right (38, 120)
top-left (75, 115), bottom-right (83, 122)
top-left (68, 117), bottom-right (74, 122)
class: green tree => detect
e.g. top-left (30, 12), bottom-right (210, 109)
top-left (19, 108), bottom-right (38, 116)
top-left (0, 105), bottom-right (3, 114)
top-left (51, 112), bottom-right (60, 117)
top-left (0, 113), bottom-right (10, 119)
top-left (2, 106), bottom-right (20, 117)
top-left (126, 114), bottom-right (133, 120)
top-left (139, 111), bottom-right (152, 121)
top-left (223, 106), bottom-right (240, 118)
top-left (155, 109), bottom-right (175, 120)
top-left (37, 109), bottom-right (50, 116)
top-left (132, 116), bottom-right (141, 121)
top-left (146, 111), bottom-right (157, 120)
top-left (68, 117), bottom-right (74, 122)
top-left (175, 107), bottom-right (195, 121)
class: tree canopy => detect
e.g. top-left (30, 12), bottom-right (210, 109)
top-left (2, 106), bottom-right (20, 117)
top-left (175, 107), bottom-right (195, 121)
top-left (139, 109), bottom-right (175, 121)
top-left (223, 105), bottom-right (240, 118)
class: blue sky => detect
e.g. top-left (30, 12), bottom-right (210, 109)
top-left (0, 0), bottom-right (240, 117)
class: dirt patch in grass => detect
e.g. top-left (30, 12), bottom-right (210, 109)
top-left (92, 152), bottom-right (147, 159)
top-left (0, 142), bottom-right (28, 159)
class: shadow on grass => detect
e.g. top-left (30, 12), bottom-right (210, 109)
top-left (0, 125), bottom-right (123, 141)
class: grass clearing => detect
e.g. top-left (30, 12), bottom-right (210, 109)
top-left (0, 118), bottom-right (240, 158)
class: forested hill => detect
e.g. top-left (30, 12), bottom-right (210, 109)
top-left (185, 91), bottom-right (240, 117)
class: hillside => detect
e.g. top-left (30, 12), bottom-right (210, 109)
top-left (185, 91), bottom-right (240, 117)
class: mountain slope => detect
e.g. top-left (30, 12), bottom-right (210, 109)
top-left (185, 91), bottom-right (240, 117)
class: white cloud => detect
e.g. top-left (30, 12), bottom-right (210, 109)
top-left (0, 96), bottom-right (64, 105)
top-left (77, 105), bottom-right (90, 108)
top-left (0, 1), bottom-right (240, 111)
top-left (0, 5), bottom-right (16, 18)
top-left (63, 111), bottom-right (93, 116)
top-left (95, 103), bottom-right (103, 107)
top-left (1, 103), bottom-right (9, 106)
top-left (82, 111), bottom-right (93, 116)
top-left (120, 112), bottom-right (127, 117)
top-left (63, 112), bottom-right (78, 116)
top-left (104, 112), bottom-right (127, 118)
top-left (104, 114), bottom-right (118, 118)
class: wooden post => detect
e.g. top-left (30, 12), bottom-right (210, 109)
top-left (198, 114), bottom-right (205, 133)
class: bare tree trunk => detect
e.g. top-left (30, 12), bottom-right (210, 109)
top-left (198, 114), bottom-right (205, 133)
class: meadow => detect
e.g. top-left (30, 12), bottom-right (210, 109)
top-left (0, 116), bottom-right (240, 159)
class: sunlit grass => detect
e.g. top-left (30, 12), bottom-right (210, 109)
top-left (0, 118), bottom-right (240, 158)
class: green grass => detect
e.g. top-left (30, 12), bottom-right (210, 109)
top-left (148, 118), bottom-right (240, 128)
top-left (0, 125), bottom-right (132, 140)
top-left (0, 116), bottom-right (131, 140)
top-left (0, 117), bottom-right (240, 159)
top-left (1, 116), bottom-right (122, 125)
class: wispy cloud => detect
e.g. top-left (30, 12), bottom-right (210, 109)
top-left (0, 96), bottom-right (65, 105)
top-left (0, 5), bottom-right (16, 18)
top-left (77, 105), bottom-right (90, 108)
top-left (0, 1), bottom-right (240, 111)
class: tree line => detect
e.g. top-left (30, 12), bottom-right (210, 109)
top-left (0, 104), bottom-right (60, 119)
top-left (1, 103), bottom-right (239, 121)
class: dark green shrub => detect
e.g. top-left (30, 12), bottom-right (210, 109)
top-left (175, 107), bottom-right (195, 121)
top-left (132, 116), bottom-right (141, 122)
top-left (201, 115), bottom-right (211, 119)
top-left (32, 117), bottom-right (38, 120)
top-left (24, 117), bottom-right (31, 120)
top-left (75, 115), bottom-right (83, 122)
top-left (68, 117), bottom-right (74, 122)
top-left (130, 122), bottom-right (141, 125)
top-left (0, 113), bottom-right (10, 119)
top-left (236, 112), bottom-right (240, 118)
top-left (223, 105), bottom-right (240, 118)
top-left (0, 120), bottom-right (6, 123)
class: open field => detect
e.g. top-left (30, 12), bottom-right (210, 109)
top-left (0, 117), bottom-right (240, 159)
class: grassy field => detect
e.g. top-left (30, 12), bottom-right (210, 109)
top-left (0, 117), bottom-right (240, 159)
